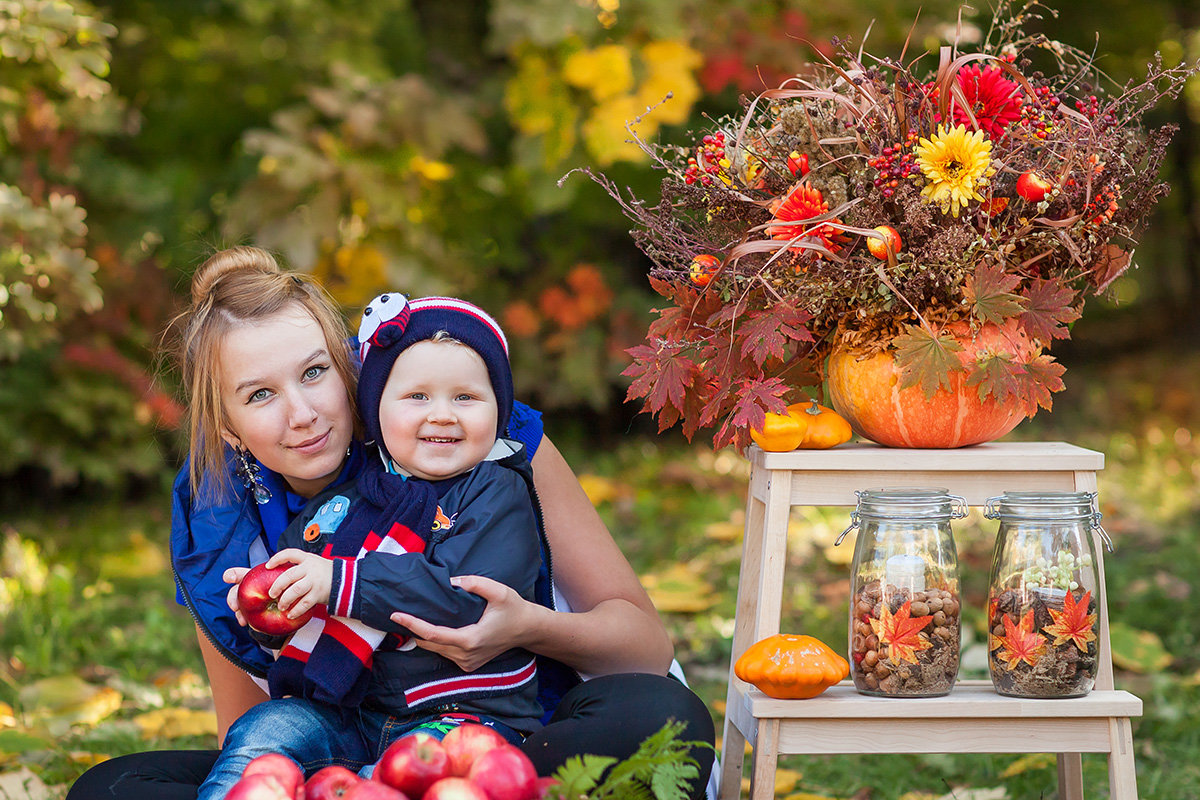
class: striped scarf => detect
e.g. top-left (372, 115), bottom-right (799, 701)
top-left (267, 466), bottom-right (438, 707)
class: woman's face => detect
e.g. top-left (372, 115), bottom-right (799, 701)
top-left (218, 305), bottom-right (354, 498)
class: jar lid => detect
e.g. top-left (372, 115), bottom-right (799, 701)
top-left (854, 487), bottom-right (967, 520)
top-left (984, 491), bottom-right (1097, 521)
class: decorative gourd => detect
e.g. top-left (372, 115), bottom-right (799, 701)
top-left (826, 321), bottom-right (1035, 448)
top-left (749, 411), bottom-right (806, 452)
top-left (734, 634), bottom-right (849, 699)
top-left (786, 400), bottom-right (853, 449)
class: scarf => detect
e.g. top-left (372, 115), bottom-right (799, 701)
top-left (267, 464), bottom-right (438, 706)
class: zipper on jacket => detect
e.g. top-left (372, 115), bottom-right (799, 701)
top-left (171, 556), bottom-right (269, 680)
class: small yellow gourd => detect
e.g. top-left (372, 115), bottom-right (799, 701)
top-left (733, 634), bottom-right (849, 699)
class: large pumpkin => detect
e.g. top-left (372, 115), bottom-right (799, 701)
top-left (827, 322), bottom-right (1034, 448)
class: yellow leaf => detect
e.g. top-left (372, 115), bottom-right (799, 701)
top-left (67, 751), bottom-right (110, 768)
top-left (17, 676), bottom-right (122, 737)
top-left (772, 767), bottom-right (803, 794)
top-left (0, 704), bottom-right (13, 729)
top-left (784, 794), bottom-right (842, 800)
top-left (98, 531), bottom-right (167, 579)
top-left (563, 44), bottom-right (633, 100)
top-left (408, 155), bottom-right (453, 182)
top-left (641, 40), bottom-right (703, 73)
top-left (577, 474), bottom-right (618, 506)
top-left (704, 521), bottom-right (742, 541)
top-left (635, 72), bottom-right (701, 126)
top-left (999, 753), bottom-right (1055, 777)
top-left (133, 708), bottom-right (218, 740)
top-left (582, 95), bottom-right (653, 166)
top-left (640, 563), bottom-right (715, 613)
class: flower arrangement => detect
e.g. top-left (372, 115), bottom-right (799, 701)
top-left (589, 2), bottom-right (1198, 449)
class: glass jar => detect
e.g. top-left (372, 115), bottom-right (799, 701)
top-left (984, 492), bottom-right (1109, 698)
top-left (836, 488), bottom-right (966, 697)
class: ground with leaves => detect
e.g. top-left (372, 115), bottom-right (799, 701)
top-left (2, 344), bottom-right (1199, 799)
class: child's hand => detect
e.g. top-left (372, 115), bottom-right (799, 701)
top-left (264, 549), bottom-right (333, 620)
top-left (222, 566), bottom-right (250, 626)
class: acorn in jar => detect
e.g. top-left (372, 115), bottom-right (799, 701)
top-left (837, 489), bottom-right (966, 697)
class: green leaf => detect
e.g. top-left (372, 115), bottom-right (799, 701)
top-left (893, 325), bottom-right (965, 398)
top-left (551, 721), bottom-right (706, 800)
top-left (967, 352), bottom-right (1024, 404)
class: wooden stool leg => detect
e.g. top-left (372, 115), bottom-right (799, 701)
top-left (718, 714), bottom-right (747, 800)
top-left (1056, 753), bottom-right (1083, 800)
top-left (1108, 717), bottom-right (1138, 800)
top-left (748, 719), bottom-right (780, 800)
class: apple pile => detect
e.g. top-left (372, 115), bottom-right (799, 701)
top-left (222, 724), bottom-right (558, 800)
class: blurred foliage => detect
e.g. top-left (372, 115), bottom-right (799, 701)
top-left (1, 0), bottom-right (1198, 492)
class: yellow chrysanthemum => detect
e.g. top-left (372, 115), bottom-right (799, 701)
top-left (914, 124), bottom-right (995, 217)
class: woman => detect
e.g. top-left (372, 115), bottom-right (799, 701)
top-left (67, 246), bottom-right (715, 799)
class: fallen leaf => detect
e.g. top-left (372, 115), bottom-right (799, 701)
top-left (0, 767), bottom-right (52, 800)
top-left (577, 474), bottom-right (619, 506)
top-left (935, 788), bottom-right (1007, 800)
top-left (999, 753), bottom-right (1056, 777)
top-left (17, 676), bottom-right (122, 737)
top-left (0, 705), bottom-right (13, 729)
top-left (133, 708), bottom-right (218, 740)
top-left (1042, 590), bottom-right (1097, 651)
top-left (871, 601), bottom-right (933, 665)
top-left (991, 610), bottom-right (1047, 670)
top-left (67, 751), bottom-right (111, 768)
top-left (1108, 622), bottom-right (1172, 673)
top-left (640, 563), bottom-right (716, 613)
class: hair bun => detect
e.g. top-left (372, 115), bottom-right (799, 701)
top-left (191, 246), bottom-right (281, 305)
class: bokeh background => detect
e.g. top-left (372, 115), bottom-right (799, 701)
top-left (2, 1), bottom-right (1198, 798)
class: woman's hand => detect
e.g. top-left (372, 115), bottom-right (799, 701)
top-left (266, 549), bottom-right (333, 620)
top-left (390, 575), bottom-right (535, 672)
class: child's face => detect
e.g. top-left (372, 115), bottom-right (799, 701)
top-left (377, 340), bottom-right (498, 481)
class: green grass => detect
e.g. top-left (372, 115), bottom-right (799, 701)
top-left (2, 345), bottom-right (1198, 798)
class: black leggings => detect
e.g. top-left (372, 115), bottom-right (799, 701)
top-left (66, 673), bottom-right (715, 800)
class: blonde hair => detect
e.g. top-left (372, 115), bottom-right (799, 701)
top-left (167, 246), bottom-right (359, 500)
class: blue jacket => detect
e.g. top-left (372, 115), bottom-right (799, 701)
top-left (274, 447), bottom-right (544, 730)
top-left (169, 402), bottom-right (580, 721)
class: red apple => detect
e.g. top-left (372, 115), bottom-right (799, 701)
top-left (466, 745), bottom-right (537, 800)
top-left (243, 752), bottom-right (305, 798)
top-left (238, 563), bottom-right (313, 635)
top-left (533, 777), bottom-right (559, 800)
top-left (865, 225), bottom-right (902, 260)
top-left (1016, 170), bottom-right (1052, 202)
top-left (307, 765), bottom-right (363, 800)
top-left (688, 254), bottom-right (720, 287)
top-left (440, 724), bottom-right (507, 777)
top-left (374, 733), bottom-right (451, 798)
top-left (344, 781), bottom-right (409, 800)
top-left (224, 773), bottom-right (293, 800)
top-left (421, 777), bottom-right (488, 800)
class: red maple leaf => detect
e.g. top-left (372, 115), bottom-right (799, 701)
top-left (870, 600), bottom-right (934, 665)
top-left (1019, 279), bottom-right (1081, 343)
top-left (1043, 590), bottom-right (1097, 652)
top-left (963, 263), bottom-right (1026, 325)
top-left (992, 609), bottom-right (1048, 670)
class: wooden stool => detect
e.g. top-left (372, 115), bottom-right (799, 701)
top-left (718, 442), bottom-right (1141, 800)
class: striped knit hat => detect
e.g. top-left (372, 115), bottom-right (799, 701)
top-left (356, 294), bottom-right (512, 460)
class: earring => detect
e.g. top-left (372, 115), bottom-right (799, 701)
top-left (233, 445), bottom-right (272, 505)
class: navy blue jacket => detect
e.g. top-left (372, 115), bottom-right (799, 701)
top-left (170, 402), bottom-right (580, 722)
top-left (275, 447), bottom-right (544, 730)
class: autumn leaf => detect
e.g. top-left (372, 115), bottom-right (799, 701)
top-left (1019, 279), bottom-right (1080, 343)
top-left (893, 325), bottom-right (965, 398)
top-left (870, 600), bottom-right (934, 665)
top-left (622, 343), bottom-right (701, 416)
top-left (967, 351), bottom-right (1026, 404)
top-left (1017, 354), bottom-right (1066, 413)
top-left (1043, 590), bottom-right (1097, 652)
top-left (992, 609), bottom-right (1047, 670)
top-left (964, 263), bottom-right (1026, 324)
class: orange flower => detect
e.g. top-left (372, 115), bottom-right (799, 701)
top-left (767, 184), bottom-right (843, 253)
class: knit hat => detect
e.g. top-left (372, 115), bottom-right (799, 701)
top-left (356, 294), bottom-right (513, 459)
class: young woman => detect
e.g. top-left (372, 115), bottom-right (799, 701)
top-left (66, 246), bottom-right (715, 799)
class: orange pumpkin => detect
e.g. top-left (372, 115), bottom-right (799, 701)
top-left (827, 321), bottom-right (1034, 448)
top-left (734, 634), bottom-right (849, 699)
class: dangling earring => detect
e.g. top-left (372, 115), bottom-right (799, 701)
top-left (233, 445), bottom-right (272, 505)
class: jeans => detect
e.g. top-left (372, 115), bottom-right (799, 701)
top-left (195, 699), bottom-right (522, 800)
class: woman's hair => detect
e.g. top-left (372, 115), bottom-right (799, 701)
top-left (168, 246), bottom-right (359, 500)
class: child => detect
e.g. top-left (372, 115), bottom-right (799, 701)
top-left (197, 294), bottom-right (544, 799)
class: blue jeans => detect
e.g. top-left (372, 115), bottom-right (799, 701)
top-left (196, 699), bottom-right (522, 800)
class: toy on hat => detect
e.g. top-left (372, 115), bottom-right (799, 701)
top-left (355, 293), bottom-right (514, 461)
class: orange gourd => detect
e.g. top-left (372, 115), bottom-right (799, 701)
top-left (749, 411), bottom-right (806, 452)
top-left (734, 634), bottom-right (849, 699)
top-left (826, 321), bottom-right (1034, 448)
top-left (786, 400), bottom-right (853, 449)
